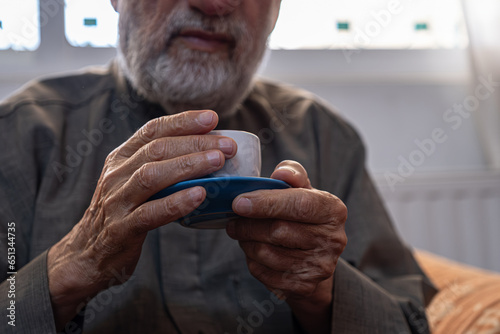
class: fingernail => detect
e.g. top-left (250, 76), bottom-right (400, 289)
top-left (188, 187), bottom-right (203, 203)
top-left (218, 138), bottom-right (235, 155)
top-left (277, 166), bottom-right (296, 174)
top-left (234, 197), bottom-right (252, 215)
top-left (206, 151), bottom-right (222, 167)
top-left (198, 111), bottom-right (214, 126)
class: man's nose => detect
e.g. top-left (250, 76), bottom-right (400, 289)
top-left (188, 0), bottom-right (241, 16)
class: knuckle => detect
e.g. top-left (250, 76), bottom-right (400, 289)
top-left (169, 113), bottom-right (188, 133)
top-left (107, 142), bottom-right (132, 160)
top-left (105, 148), bottom-right (119, 163)
top-left (134, 205), bottom-right (149, 223)
top-left (326, 220), bottom-right (348, 250)
top-left (145, 140), bottom-right (166, 161)
top-left (268, 220), bottom-right (292, 244)
top-left (247, 259), bottom-right (264, 279)
top-left (329, 193), bottom-right (348, 223)
top-left (130, 205), bottom-right (151, 234)
top-left (260, 196), bottom-right (280, 217)
top-left (99, 170), bottom-right (119, 194)
top-left (337, 230), bottom-right (348, 250)
top-left (134, 163), bottom-right (157, 191)
top-left (103, 155), bottom-right (115, 168)
top-left (255, 242), bottom-right (271, 259)
top-left (175, 156), bottom-right (196, 174)
top-left (294, 194), bottom-right (316, 221)
top-left (101, 194), bottom-right (120, 212)
top-left (139, 118), bottom-right (161, 142)
top-left (173, 196), bottom-right (194, 217)
top-left (321, 228), bottom-right (347, 258)
top-left (191, 135), bottom-right (208, 152)
top-left (162, 198), bottom-right (184, 219)
top-left (338, 201), bottom-right (348, 223)
top-left (317, 260), bottom-right (334, 279)
top-left (317, 191), bottom-right (348, 224)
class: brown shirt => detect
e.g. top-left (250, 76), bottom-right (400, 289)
top-left (0, 61), bottom-right (435, 333)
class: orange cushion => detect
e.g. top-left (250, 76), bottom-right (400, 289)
top-left (415, 250), bottom-right (500, 334)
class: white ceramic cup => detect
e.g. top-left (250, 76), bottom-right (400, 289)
top-left (209, 130), bottom-right (261, 177)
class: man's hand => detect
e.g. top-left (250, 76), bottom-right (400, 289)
top-left (47, 110), bottom-right (236, 330)
top-left (226, 161), bottom-right (348, 334)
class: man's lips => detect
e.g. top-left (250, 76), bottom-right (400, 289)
top-left (175, 29), bottom-right (234, 52)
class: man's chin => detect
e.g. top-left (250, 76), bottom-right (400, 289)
top-left (140, 63), bottom-right (253, 116)
top-left (118, 43), bottom-right (260, 116)
top-left (167, 38), bottom-right (232, 66)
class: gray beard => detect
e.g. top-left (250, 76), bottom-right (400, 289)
top-left (117, 46), bottom-right (258, 115)
top-left (116, 8), bottom-right (268, 115)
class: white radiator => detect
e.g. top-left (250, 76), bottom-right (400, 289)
top-left (373, 170), bottom-right (500, 272)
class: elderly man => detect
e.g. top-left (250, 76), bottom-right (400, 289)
top-left (0, 0), bottom-right (435, 333)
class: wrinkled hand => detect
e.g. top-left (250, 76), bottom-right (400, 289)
top-left (47, 110), bottom-right (236, 329)
top-left (226, 161), bottom-right (347, 333)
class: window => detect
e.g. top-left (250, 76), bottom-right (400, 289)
top-left (64, 0), bottom-right (118, 47)
top-left (269, 0), bottom-right (469, 49)
top-left (62, 0), bottom-right (468, 50)
top-left (0, 0), bottom-right (40, 51)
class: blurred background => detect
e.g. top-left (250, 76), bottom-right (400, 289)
top-left (1, 0), bottom-right (499, 271)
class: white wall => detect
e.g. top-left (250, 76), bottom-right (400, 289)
top-left (261, 49), bottom-right (486, 175)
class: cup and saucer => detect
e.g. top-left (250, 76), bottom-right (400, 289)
top-left (149, 130), bottom-right (290, 229)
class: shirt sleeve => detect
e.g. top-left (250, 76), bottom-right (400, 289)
top-left (0, 251), bottom-right (57, 333)
top-left (0, 99), bottom-right (58, 333)
top-left (329, 165), bottom-right (435, 333)
top-left (311, 103), bottom-right (437, 333)
top-left (332, 258), bottom-right (429, 333)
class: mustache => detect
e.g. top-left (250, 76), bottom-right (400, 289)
top-left (164, 8), bottom-right (248, 46)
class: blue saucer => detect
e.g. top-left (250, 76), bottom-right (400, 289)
top-left (149, 177), bottom-right (290, 229)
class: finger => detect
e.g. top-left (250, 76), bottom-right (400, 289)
top-left (232, 188), bottom-right (347, 225)
top-left (120, 150), bottom-right (225, 206)
top-left (245, 257), bottom-right (326, 297)
top-left (115, 110), bottom-right (218, 158)
top-left (226, 218), bottom-right (329, 250)
top-left (124, 186), bottom-right (206, 236)
top-left (125, 135), bottom-right (236, 172)
top-left (270, 160), bottom-right (312, 189)
top-left (239, 241), bottom-right (335, 274)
